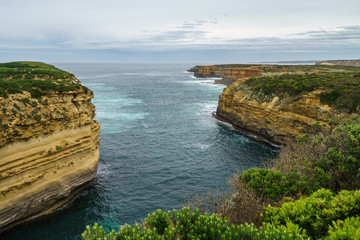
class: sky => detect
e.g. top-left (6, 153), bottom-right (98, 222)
top-left (1, 0), bottom-right (359, 63)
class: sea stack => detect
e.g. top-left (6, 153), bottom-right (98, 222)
top-left (0, 62), bottom-right (100, 232)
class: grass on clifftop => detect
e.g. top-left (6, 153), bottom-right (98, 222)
top-left (240, 69), bottom-right (360, 113)
top-left (0, 61), bottom-right (87, 98)
top-left (213, 63), bottom-right (360, 72)
top-left (0, 61), bottom-right (75, 81)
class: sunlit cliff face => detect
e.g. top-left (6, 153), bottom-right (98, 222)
top-left (0, 88), bottom-right (100, 232)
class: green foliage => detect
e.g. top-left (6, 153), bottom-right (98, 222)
top-left (296, 133), bottom-right (310, 143)
top-left (144, 209), bottom-right (171, 235)
top-left (82, 207), bottom-right (308, 240)
top-left (325, 217), bottom-right (360, 240)
top-left (239, 168), bottom-right (313, 200)
top-left (13, 103), bottom-right (21, 111)
top-left (212, 64), bottom-right (360, 72)
top-left (315, 116), bottom-right (360, 191)
top-left (0, 78), bottom-right (82, 98)
top-left (252, 115), bottom-right (360, 200)
top-left (243, 71), bottom-right (360, 113)
top-left (33, 114), bottom-right (42, 121)
top-left (0, 61), bottom-right (84, 99)
top-left (56, 145), bottom-right (62, 151)
top-left (262, 189), bottom-right (360, 239)
top-left (20, 97), bottom-right (30, 105)
top-left (0, 61), bottom-right (75, 81)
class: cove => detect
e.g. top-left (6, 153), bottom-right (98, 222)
top-left (1, 63), bottom-right (276, 240)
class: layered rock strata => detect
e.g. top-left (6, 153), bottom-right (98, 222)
top-left (0, 88), bottom-right (100, 232)
top-left (189, 64), bottom-right (344, 145)
top-left (188, 65), bottom-right (262, 85)
top-left (216, 79), bottom-right (333, 145)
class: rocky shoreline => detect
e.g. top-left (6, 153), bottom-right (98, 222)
top-left (190, 64), bottom-right (359, 145)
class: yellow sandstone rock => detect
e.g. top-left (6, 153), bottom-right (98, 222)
top-left (0, 88), bottom-right (100, 232)
top-left (216, 78), bottom-right (334, 144)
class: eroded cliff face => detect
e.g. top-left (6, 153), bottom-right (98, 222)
top-left (0, 88), bottom-right (100, 231)
top-left (188, 65), bottom-right (263, 85)
top-left (216, 78), bottom-right (334, 145)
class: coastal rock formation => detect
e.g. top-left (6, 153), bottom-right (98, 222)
top-left (216, 79), bottom-right (333, 144)
top-left (188, 65), bottom-right (263, 85)
top-left (316, 59), bottom-right (360, 67)
top-left (190, 64), bottom-right (360, 145)
top-left (0, 63), bottom-right (100, 232)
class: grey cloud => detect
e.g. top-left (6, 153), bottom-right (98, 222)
top-left (50, 25), bottom-right (360, 54)
top-left (290, 26), bottom-right (360, 41)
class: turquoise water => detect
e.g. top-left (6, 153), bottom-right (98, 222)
top-left (1, 64), bottom-right (276, 240)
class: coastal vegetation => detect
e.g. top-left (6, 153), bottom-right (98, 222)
top-left (2, 61), bottom-right (359, 239)
top-left (83, 64), bottom-right (360, 239)
top-left (83, 115), bottom-right (360, 239)
top-left (244, 70), bottom-right (360, 113)
top-left (0, 61), bottom-right (90, 99)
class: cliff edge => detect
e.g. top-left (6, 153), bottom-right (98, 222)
top-left (0, 62), bottom-right (100, 232)
top-left (191, 64), bottom-right (360, 145)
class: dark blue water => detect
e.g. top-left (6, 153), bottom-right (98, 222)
top-left (1, 64), bottom-right (276, 240)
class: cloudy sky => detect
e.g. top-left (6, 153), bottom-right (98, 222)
top-left (1, 0), bottom-right (359, 63)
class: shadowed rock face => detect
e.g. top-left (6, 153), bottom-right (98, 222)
top-left (0, 84), bottom-right (100, 232)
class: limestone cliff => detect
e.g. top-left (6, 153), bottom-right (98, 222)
top-left (188, 65), bottom-right (263, 85)
top-left (191, 64), bottom-right (360, 145)
top-left (316, 59), bottom-right (360, 67)
top-left (0, 62), bottom-right (100, 232)
top-left (216, 80), bottom-right (333, 144)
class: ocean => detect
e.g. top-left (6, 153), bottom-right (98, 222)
top-left (1, 63), bottom-right (276, 240)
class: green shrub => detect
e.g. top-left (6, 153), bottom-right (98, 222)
top-left (0, 61), bottom-right (84, 99)
top-left (242, 71), bottom-right (360, 113)
top-left (82, 207), bottom-right (308, 240)
top-left (34, 114), bottom-right (42, 121)
top-left (315, 116), bottom-right (360, 191)
top-left (325, 217), bottom-right (360, 240)
top-left (239, 168), bottom-right (313, 200)
top-left (261, 188), bottom-right (360, 239)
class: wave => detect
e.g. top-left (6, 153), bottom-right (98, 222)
top-left (78, 73), bottom-right (122, 79)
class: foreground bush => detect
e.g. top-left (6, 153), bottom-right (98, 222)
top-left (325, 217), bottom-right (360, 239)
top-left (239, 115), bottom-right (360, 201)
top-left (261, 189), bottom-right (360, 239)
top-left (82, 207), bottom-right (307, 240)
top-left (239, 168), bottom-right (314, 200)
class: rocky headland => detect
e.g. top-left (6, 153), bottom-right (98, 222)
top-left (190, 64), bottom-right (360, 145)
top-left (0, 62), bottom-right (100, 232)
top-left (316, 59), bottom-right (360, 67)
top-left (188, 65), bottom-right (263, 85)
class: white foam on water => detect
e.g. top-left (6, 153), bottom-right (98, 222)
top-left (94, 96), bottom-right (142, 106)
top-left (97, 162), bottom-right (111, 177)
top-left (121, 73), bottom-right (143, 76)
top-left (78, 73), bottom-right (121, 79)
top-left (180, 78), bottom-right (225, 91)
top-left (96, 112), bottom-right (148, 121)
top-left (83, 82), bottom-right (115, 91)
top-left (194, 143), bottom-right (211, 150)
top-left (195, 101), bottom-right (219, 115)
top-left (145, 73), bottom-right (170, 76)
